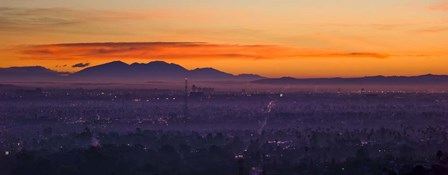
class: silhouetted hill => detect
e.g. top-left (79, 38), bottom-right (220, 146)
top-left (252, 74), bottom-right (448, 85)
top-left (71, 61), bottom-right (264, 82)
top-left (189, 68), bottom-right (234, 80)
top-left (0, 66), bottom-right (65, 81)
top-left (236, 74), bottom-right (266, 81)
top-left (72, 61), bottom-right (189, 81)
top-left (0, 61), bottom-right (265, 82)
top-left (5, 61), bottom-right (446, 85)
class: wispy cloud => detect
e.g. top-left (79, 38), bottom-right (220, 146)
top-left (19, 42), bottom-right (389, 61)
top-left (430, 5), bottom-right (448, 11)
top-left (326, 23), bottom-right (414, 31)
top-left (72, 62), bottom-right (90, 68)
top-left (0, 7), bottom-right (146, 32)
top-left (429, 1), bottom-right (448, 11)
top-left (416, 26), bottom-right (448, 33)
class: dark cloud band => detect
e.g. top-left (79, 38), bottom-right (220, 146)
top-left (19, 42), bottom-right (389, 61)
top-left (72, 63), bottom-right (90, 68)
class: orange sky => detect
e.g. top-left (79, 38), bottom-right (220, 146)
top-left (0, 0), bottom-right (447, 78)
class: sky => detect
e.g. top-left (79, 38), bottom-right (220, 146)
top-left (0, 0), bottom-right (447, 78)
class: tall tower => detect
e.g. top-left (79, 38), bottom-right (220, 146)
top-left (183, 78), bottom-right (189, 118)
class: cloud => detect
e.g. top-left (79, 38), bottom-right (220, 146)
top-left (432, 5), bottom-right (448, 10)
top-left (72, 62), bottom-right (90, 68)
top-left (326, 23), bottom-right (413, 31)
top-left (55, 64), bottom-right (67, 68)
top-left (19, 42), bottom-right (389, 61)
top-left (0, 7), bottom-right (79, 28)
top-left (429, 1), bottom-right (448, 11)
top-left (416, 27), bottom-right (448, 33)
top-left (0, 7), bottom-right (146, 32)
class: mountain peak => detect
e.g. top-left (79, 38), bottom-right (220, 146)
top-left (236, 74), bottom-right (265, 80)
top-left (104, 61), bottom-right (128, 66)
top-left (279, 76), bottom-right (297, 80)
top-left (147, 60), bottom-right (170, 65)
top-left (419, 74), bottom-right (436, 77)
top-left (192, 67), bottom-right (218, 71)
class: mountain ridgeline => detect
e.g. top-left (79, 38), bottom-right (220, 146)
top-left (1, 61), bottom-right (448, 86)
top-left (0, 66), bottom-right (66, 81)
top-left (0, 61), bottom-right (264, 82)
top-left (252, 75), bottom-right (448, 86)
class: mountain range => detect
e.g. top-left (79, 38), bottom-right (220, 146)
top-left (0, 61), bottom-right (265, 82)
top-left (1, 61), bottom-right (448, 86)
top-left (252, 75), bottom-right (448, 85)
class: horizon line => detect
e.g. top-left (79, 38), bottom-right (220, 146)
top-left (1, 60), bottom-right (446, 80)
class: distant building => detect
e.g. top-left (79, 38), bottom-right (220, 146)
top-left (190, 85), bottom-right (214, 99)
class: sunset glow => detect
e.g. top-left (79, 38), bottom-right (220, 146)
top-left (1, 0), bottom-right (447, 77)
